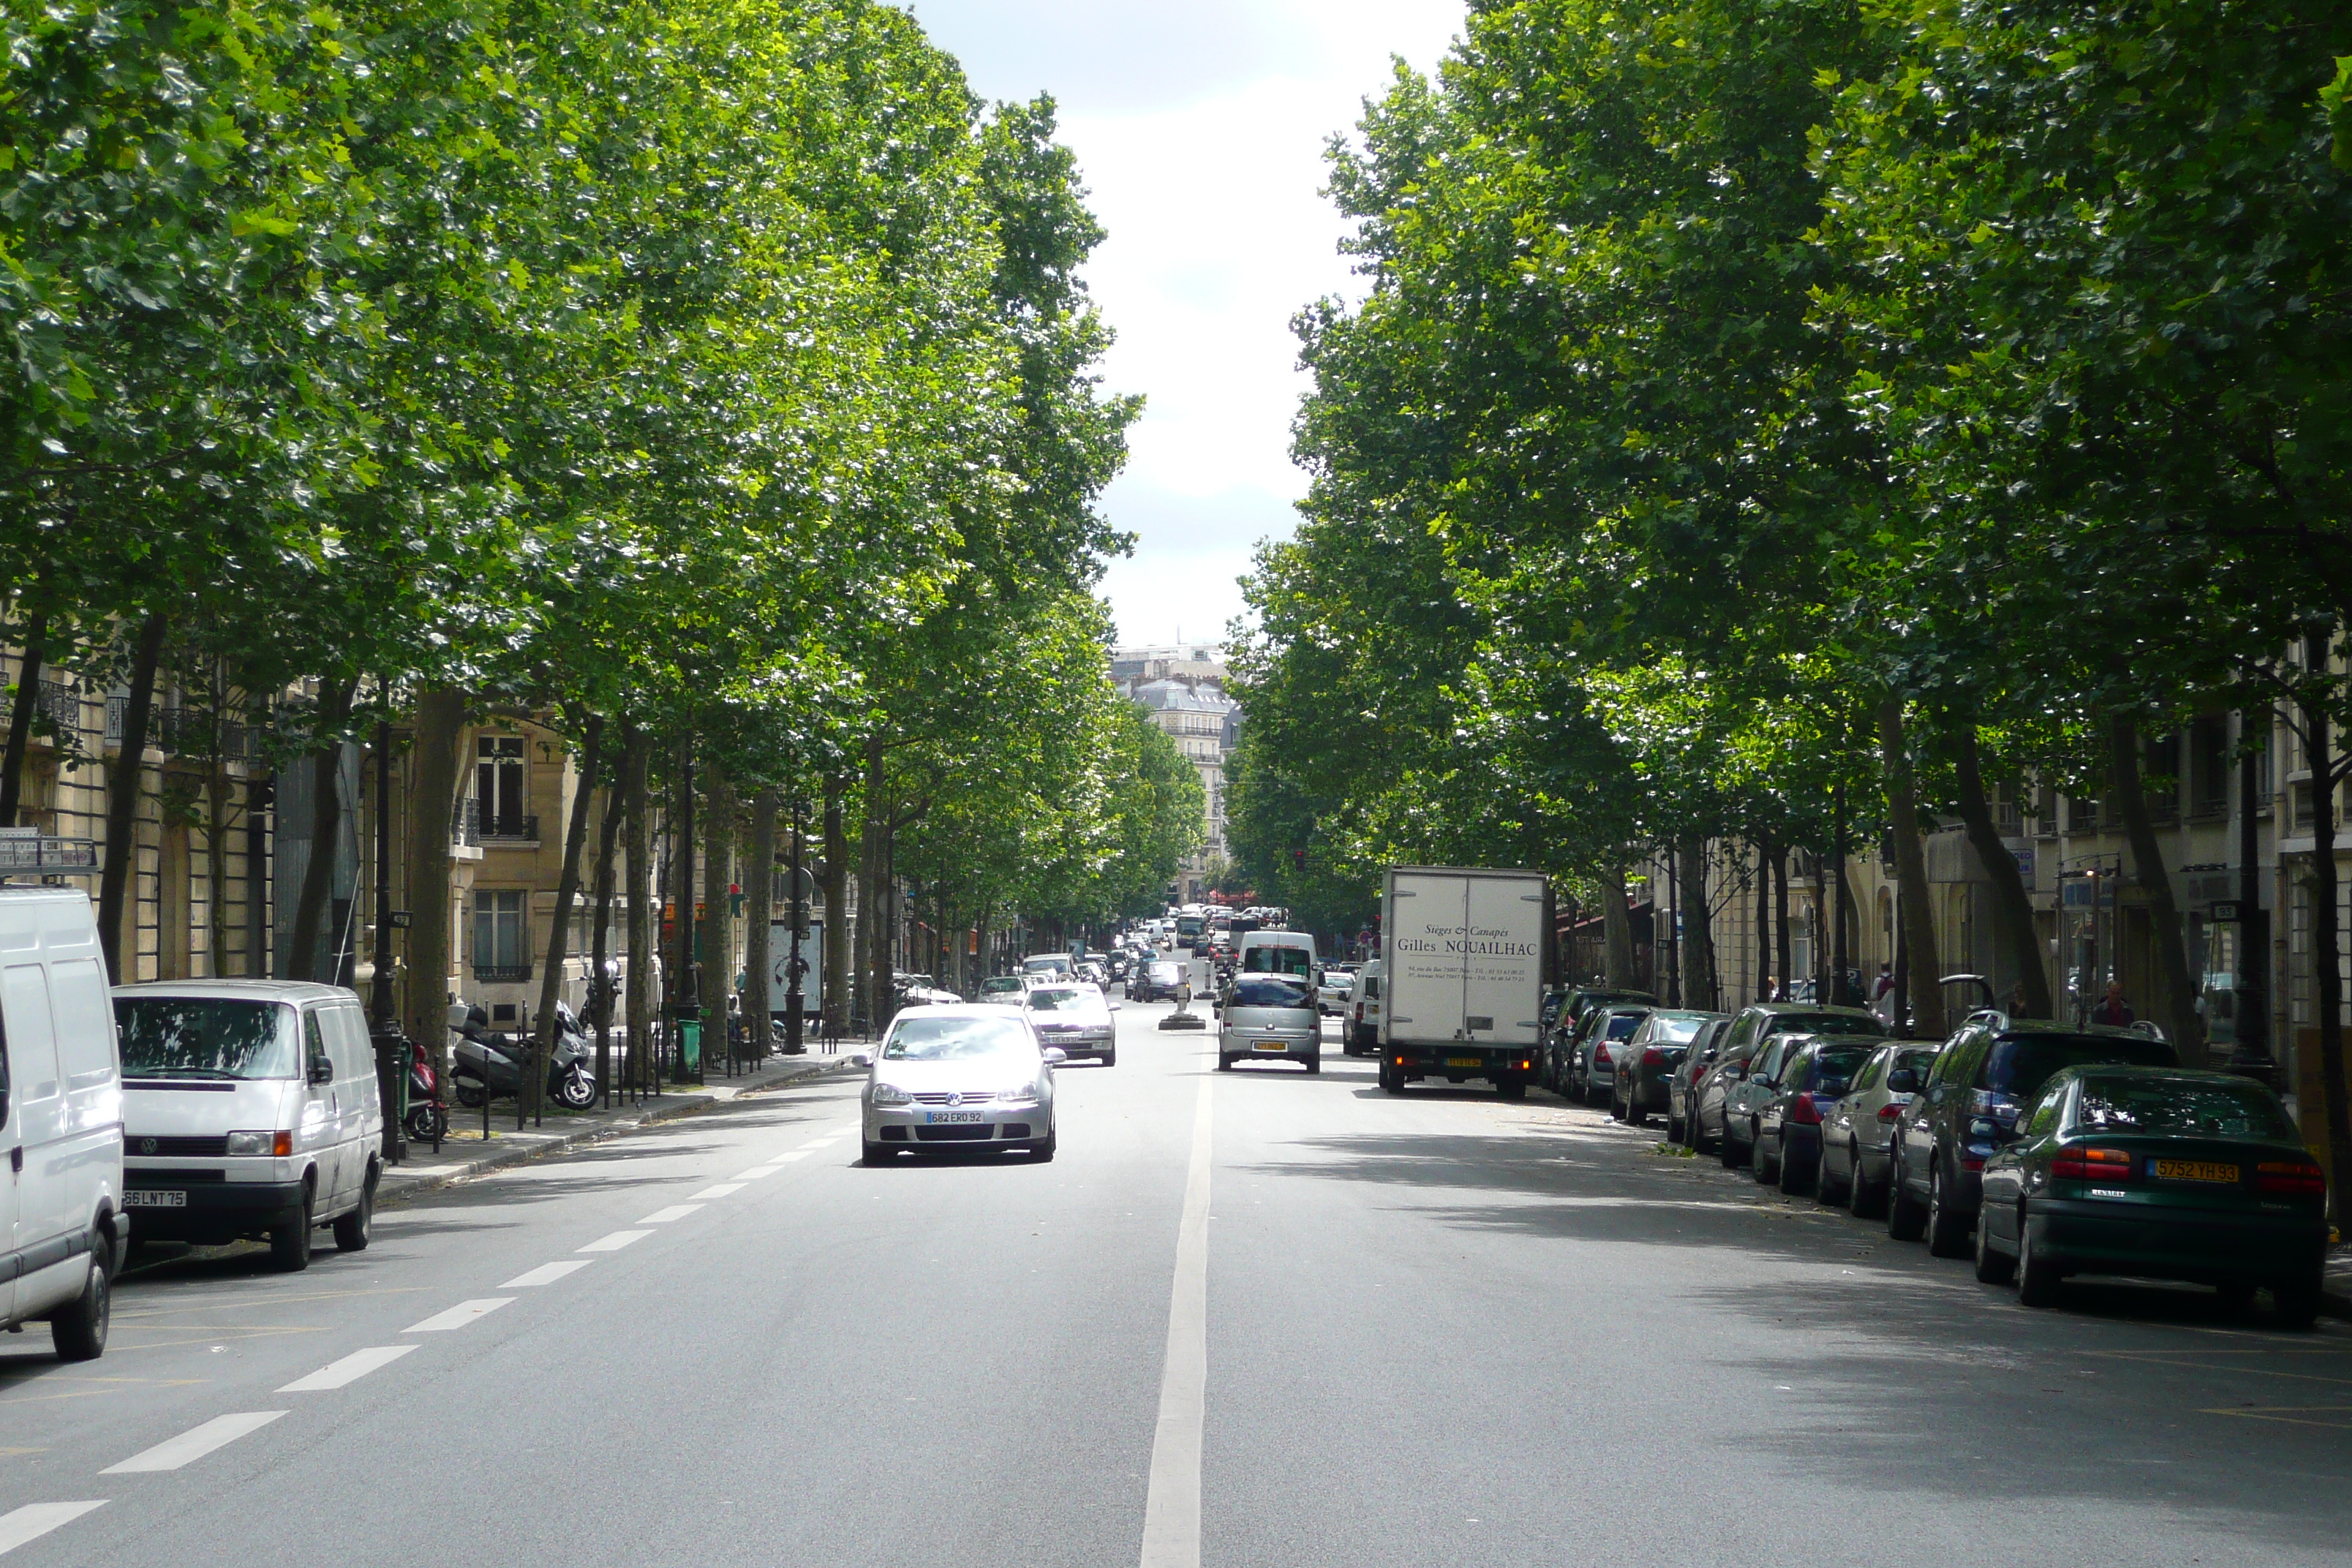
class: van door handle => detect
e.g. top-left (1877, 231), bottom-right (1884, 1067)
top-left (9, 1145), bottom-right (19, 1174)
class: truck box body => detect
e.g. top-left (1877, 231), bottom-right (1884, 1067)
top-left (1379, 867), bottom-right (1551, 1091)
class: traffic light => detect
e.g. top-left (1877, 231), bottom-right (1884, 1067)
top-left (1292, 848), bottom-right (1306, 874)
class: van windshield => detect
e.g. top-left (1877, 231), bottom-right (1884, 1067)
top-left (1243, 946), bottom-right (1312, 977)
top-left (1231, 977), bottom-right (1313, 1009)
top-left (116, 998), bottom-right (296, 1079)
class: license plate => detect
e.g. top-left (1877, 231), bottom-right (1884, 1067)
top-left (124, 1190), bottom-right (187, 1207)
top-left (2152, 1158), bottom-right (2238, 1183)
top-left (1252, 1040), bottom-right (1288, 1052)
top-left (1447, 1057), bottom-right (1481, 1068)
top-left (923, 1112), bottom-right (983, 1124)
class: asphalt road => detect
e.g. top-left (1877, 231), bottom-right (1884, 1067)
top-left (3, 998), bottom-right (2348, 1566)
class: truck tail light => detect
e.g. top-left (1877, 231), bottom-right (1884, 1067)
top-left (2257, 1160), bottom-right (2325, 1196)
top-left (2051, 1146), bottom-right (2134, 1180)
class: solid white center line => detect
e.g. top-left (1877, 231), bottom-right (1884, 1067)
top-left (102, 1411), bottom-right (286, 1474)
top-left (0, 1501), bottom-right (105, 1556)
top-left (1139, 1061), bottom-right (1214, 1568)
top-left (576, 1229), bottom-right (652, 1252)
top-left (636, 1204), bottom-right (704, 1224)
top-left (685, 1185), bottom-right (742, 1201)
top-left (404, 1298), bottom-right (516, 1333)
top-left (502, 1260), bottom-right (593, 1289)
top-left (277, 1345), bottom-right (418, 1392)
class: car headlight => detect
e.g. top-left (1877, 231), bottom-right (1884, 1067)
top-left (225, 1129), bottom-right (290, 1157)
top-left (870, 1082), bottom-right (913, 1107)
top-left (1000, 1081), bottom-right (1041, 1106)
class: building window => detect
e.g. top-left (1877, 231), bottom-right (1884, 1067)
top-left (2188, 715), bottom-right (2230, 818)
top-left (477, 735), bottom-right (527, 839)
top-left (472, 889), bottom-right (530, 981)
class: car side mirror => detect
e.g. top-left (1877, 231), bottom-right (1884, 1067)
top-left (1041, 1047), bottom-right (1067, 1066)
top-left (1887, 1069), bottom-right (1919, 1093)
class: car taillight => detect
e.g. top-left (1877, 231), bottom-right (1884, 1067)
top-left (1642, 1047), bottom-right (1665, 1067)
top-left (1877, 1103), bottom-right (1903, 1123)
top-left (1787, 1095), bottom-right (1823, 1126)
top-left (2257, 1160), bottom-right (2326, 1196)
top-left (1594, 1045), bottom-right (1612, 1066)
top-left (1354, 1003), bottom-right (1364, 1022)
top-left (2051, 1146), bottom-right (2134, 1180)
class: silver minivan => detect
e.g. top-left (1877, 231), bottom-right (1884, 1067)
top-left (115, 981), bottom-right (384, 1272)
top-left (1217, 973), bottom-right (1321, 1074)
top-left (0, 885), bottom-right (125, 1360)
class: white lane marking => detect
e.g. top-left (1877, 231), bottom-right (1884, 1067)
top-left (101, 1411), bottom-right (286, 1474)
top-left (773, 1150), bottom-right (811, 1162)
top-left (685, 1185), bottom-right (742, 1201)
top-left (576, 1229), bottom-right (652, 1252)
top-left (1140, 1060), bottom-right (1214, 1568)
top-left (0, 1501), bottom-right (105, 1556)
top-left (404, 1297), bottom-right (516, 1333)
top-left (796, 1137), bottom-right (837, 1150)
top-left (502, 1260), bottom-right (592, 1289)
top-left (277, 1345), bottom-right (418, 1392)
top-left (729, 1167), bottom-right (780, 1180)
top-left (637, 1204), bottom-right (705, 1224)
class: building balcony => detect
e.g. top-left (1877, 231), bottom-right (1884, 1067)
top-left (472, 962), bottom-right (532, 984)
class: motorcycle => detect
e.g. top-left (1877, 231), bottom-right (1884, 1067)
top-left (405, 1035), bottom-right (449, 1144)
top-left (449, 1003), bottom-right (598, 1111)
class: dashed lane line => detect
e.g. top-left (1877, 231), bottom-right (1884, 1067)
top-left (100, 1411), bottom-right (286, 1474)
top-left (637, 1205), bottom-right (705, 1224)
top-left (0, 1501), bottom-right (105, 1556)
top-left (277, 1346), bottom-right (418, 1392)
top-left (576, 1230), bottom-right (653, 1253)
top-left (404, 1298), bottom-right (516, 1333)
top-left (502, 1261), bottom-right (593, 1289)
top-left (685, 1185), bottom-right (743, 1201)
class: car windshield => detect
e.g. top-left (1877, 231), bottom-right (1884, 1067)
top-left (1605, 1011), bottom-right (1648, 1039)
top-left (115, 998), bottom-right (296, 1079)
top-left (1649, 1013), bottom-right (1711, 1044)
top-left (1803, 1046), bottom-right (1872, 1093)
top-left (882, 1014), bottom-right (1034, 1060)
top-left (1980, 1034), bottom-right (2175, 1095)
top-left (2074, 1077), bottom-right (2298, 1140)
top-left (1149, 963), bottom-right (1181, 981)
top-left (980, 979), bottom-right (1020, 994)
top-left (1231, 976), bottom-right (1313, 1009)
top-left (1243, 946), bottom-right (1312, 977)
top-left (1027, 988), bottom-right (1090, 1013)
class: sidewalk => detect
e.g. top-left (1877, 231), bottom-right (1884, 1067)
top-left (377, 1048), bottom-right (866, 1207)
top-left (2323, 1240), bottom-right (2351, 1321)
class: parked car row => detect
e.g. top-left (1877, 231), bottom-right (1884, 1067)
top-left (1611, 999), bottom-right (2330, 1327)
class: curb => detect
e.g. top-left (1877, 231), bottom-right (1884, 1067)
top-left (376, 1055), bottom-right (856, 1208)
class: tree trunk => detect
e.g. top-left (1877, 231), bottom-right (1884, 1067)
top-left (1772, 844), bottom-right (1790, 998)
top-left (1754, 838), bottom-right (1772, 1000)
top-left (1, 611), bottom-right (46, 826)
top-left (2108, 715), bottom-right (2207, 1066)
top-left (287, 676), bottom-right (358, 982)
top-left (99, 612), bottom-right (168, 983)
top-left (822, 774), bottom-right (849, 1039)
top-left (745, 788), bottom-right (777, 1058)
top-left (529, 712), bottom-right (603, 1120)
top-left (1809, 847), bottom-right (1829, 999)
top-left (622, 729), bottom-right (654, 1093)
top-left (700, 762), bottom-right (734, 1039)
top-left (589, 728), bottom-right (627, 1105)
top-left (2300, 643), bottom-right (2351, 1224)
top-left (853, 737), bottom-right (885, 1033)
top-left (1602, 863), bottom-right (1635, 987)
top-left (1877, 698), bottom-right (1946, 1039)
top-left (1832, 783), bottom-right (1853, 1005)
top-left (671, 736), bottom-right (698, 1074)
top-left (399, 688), bottom-right (467, 1088)
top-left (1676, 834), bottom-right (1716, 1011)
top-left (1950, 725), bottom-right (2051, 1017)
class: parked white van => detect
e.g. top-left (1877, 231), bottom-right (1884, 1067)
top-left (114, 981), bottom-right (384, 1273)
top-left (1237, 929), bottom-right (1317, 981)
top-left (0, 885), bottom-right (124, 1360)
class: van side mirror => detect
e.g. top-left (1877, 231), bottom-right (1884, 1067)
top-left (309, 1059), bottom-right (334, 1085)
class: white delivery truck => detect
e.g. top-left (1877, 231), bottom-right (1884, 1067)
top-left (1377, 866), bottom-right (1552, 1098)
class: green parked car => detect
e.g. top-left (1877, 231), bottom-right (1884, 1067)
top-left (1972, 1066), bottom-right (2329, 1325)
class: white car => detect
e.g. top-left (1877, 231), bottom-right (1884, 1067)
top-left (1345, 960), bottom-right (1386, 1055)
top-left (862, 1006), bottom-right (1060, 1163)
top-left (1317, 968), bottom-right (1356, 1016)
top-left (974, 976), bottom-right (1028, 1006)
top-left (1022, 982), bottom-right (1120, 1066)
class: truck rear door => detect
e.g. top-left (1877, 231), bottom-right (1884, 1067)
top-left (1463, 875), bottom-right (1545, 1048)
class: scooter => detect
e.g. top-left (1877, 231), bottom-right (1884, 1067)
top-left (405, 1036), bottom-right (449, 1144)
top-left (450, 1004), bottom-right (598, 1110)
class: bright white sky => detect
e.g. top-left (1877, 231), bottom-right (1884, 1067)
top-left (902, 0), bottom-right (1467, 649)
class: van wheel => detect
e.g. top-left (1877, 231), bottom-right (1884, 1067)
top-left (50, 1240), bottom-right (110, 1362)
top-left (1305, 1056), bottom-right (1321, 1074)
top-left (1496, 1079), bottom-right (1525, 1101)
top-left (1100, 1049), bottom-right (1116, 1068)
top-left (334, 1169), bottom-right (376, 1252)
top-left (271, 1187), bottom-right (315, 1273)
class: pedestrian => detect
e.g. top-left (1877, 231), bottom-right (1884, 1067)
top-left (2090, 980), bottom-right (2135, 1026)
top-left (1870, 962), bottom-right (1896, 1025)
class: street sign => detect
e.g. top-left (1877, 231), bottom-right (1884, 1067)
top-left (389, 911), bottom-right (413, 929)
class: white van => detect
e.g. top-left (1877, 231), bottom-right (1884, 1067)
top-left (0, 886), bottom-right (124, 1360)
top-left (114, 981), bottom-right (384, 1273)
top-left (1345, 959), bottom-right (1385, 1055)
top-left (1021, 953), bottom-right (1075, 982)
top-left (1237, 929), bottom-right (1317, 981)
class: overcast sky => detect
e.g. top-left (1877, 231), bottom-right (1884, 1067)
top-left (901, 0), bottom-right (1467, 650)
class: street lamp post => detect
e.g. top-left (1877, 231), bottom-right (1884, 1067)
top-left (786, 796), bottom-right (806, 1056)
top-left (369, 714), bottom-right (404, 1164)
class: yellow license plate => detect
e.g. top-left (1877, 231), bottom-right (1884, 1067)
top-left (1253, 1040), bottom-right (1287, 1052)
top-left (1447, 1057), bottom-right (1481, 1068)
top-left (2152, 1159), bottom-right (2238, 1183)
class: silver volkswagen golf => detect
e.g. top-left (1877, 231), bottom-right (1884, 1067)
top-left (862, 1006), bottom-right (1063, 1164)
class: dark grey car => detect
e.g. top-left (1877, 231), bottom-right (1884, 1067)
top-left (1610, 1010), bottom-right (1722, 1126)
top-left (1567, 1004), bottom-right (1652, 1107)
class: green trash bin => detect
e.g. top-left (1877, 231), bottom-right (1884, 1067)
top-left (679, 1019), bottom-right (701, 1073)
